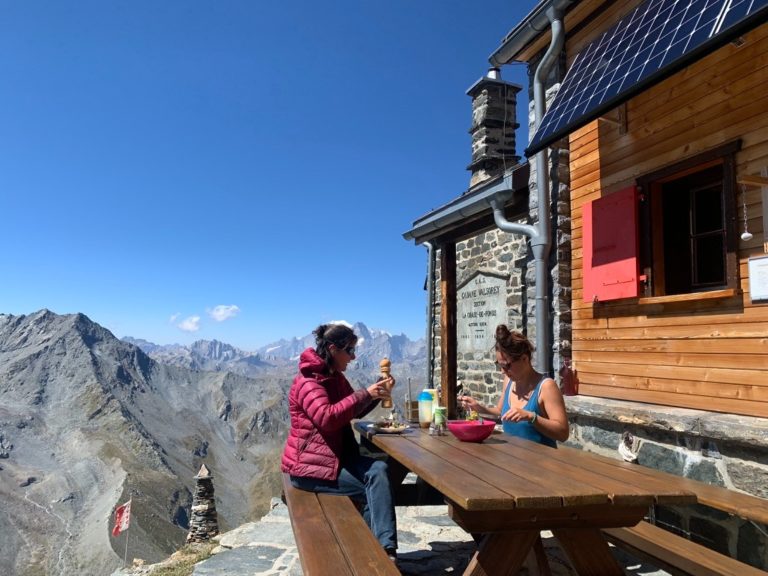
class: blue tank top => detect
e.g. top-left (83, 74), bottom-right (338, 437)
top-left (501, 377), bottom-right (557, 448)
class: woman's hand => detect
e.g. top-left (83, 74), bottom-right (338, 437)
top-left (367, 377), bottom-right (394, 400)
top-left (458, 395), bottom-right (480, 412)
top-left (501, 407), bottom-right (533, 423)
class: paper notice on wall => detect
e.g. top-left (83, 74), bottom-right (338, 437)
top-left (748, 256), bottom-right (768, 302)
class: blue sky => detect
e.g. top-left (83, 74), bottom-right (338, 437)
top-left (0, 1), bottom-right (539, 349)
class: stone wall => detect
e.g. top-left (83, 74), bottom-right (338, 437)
top-left (428, 54), bottom-right (571, 409)
top-left (430, 225), bottom-right (529, 409)
top-left (566, 396), bottom-right (768, 570)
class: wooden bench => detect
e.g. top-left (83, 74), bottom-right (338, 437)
top-left (281, 473), bottom-right (400, 576)
top-left (604, 521), bottom-right (765, 576)
top-left (603, 475), bottom-right (768, 576)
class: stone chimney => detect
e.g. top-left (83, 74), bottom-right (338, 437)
top-left (186, 464), bottom-right (219, 543)
top-left (466, 68), bottom-right (521, 189)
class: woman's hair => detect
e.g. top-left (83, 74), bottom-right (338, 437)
top-left (313, 323), bottom-right (358, 371)
top-left (494, 324), bottom-right (534, 360)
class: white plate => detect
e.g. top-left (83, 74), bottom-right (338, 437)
top-left (368, 422), bottom-right (408, 434)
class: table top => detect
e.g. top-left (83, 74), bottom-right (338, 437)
top-left (355, 421), bottom-right (697, 514)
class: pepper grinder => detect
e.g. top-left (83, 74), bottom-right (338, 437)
top-left (379, 357), bottom-right (393, 409)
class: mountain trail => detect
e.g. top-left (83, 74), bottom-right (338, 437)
top-left (24, 487), bottom-right (74, 574)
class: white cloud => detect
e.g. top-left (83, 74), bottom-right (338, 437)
top-left (208, 304), bottom-right (240, 322)
top-left (169, 313), bottom-right (180, 323)
top-left (178, 315), bottom-right (201, 332)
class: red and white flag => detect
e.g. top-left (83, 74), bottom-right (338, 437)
top-left (112, 500), bottom-right (131, 537)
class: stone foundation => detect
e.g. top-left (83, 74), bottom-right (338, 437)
top-left (566, 396), bottom-right (768, 570)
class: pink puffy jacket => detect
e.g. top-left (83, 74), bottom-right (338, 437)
top-left (281, 348), bottom-right (375, 481)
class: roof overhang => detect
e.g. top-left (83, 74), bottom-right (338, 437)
top-left (489, 0), bottom-right (578, 67)
top-left (402, 163), bottom-right (529, 245)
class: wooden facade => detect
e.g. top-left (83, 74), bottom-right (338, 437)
top-left (568, 16), bottom-right (768, 417)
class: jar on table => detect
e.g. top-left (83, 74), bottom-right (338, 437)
top-left (433, 406), bottom-right (447, 436)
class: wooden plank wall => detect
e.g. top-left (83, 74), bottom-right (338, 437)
top-left (568, 23), bottom-right (768, 418)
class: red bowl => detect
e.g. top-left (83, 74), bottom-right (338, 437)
top-left (447, 420), bottom-right (496, 443)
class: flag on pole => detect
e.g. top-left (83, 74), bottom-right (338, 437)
top-left (112, 500), bottom-right (131, 537)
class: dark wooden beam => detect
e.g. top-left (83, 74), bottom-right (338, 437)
top-left (440, 241), bottom-right (457, 418)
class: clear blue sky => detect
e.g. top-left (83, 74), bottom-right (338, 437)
top-left (0, 0), bottom-right (539, 350)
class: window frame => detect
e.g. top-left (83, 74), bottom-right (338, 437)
top-left (637, 141), bottom-right (741, 298)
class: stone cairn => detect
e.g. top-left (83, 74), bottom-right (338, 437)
top-left (186, 464), bottom-right (219, 543)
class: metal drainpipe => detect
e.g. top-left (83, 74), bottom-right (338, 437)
top-left (488, 6), bottom-right (564, 375)
top-left (425, 241), bottom-right (435, 387)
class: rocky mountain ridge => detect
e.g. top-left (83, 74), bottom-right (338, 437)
top-left (0, 311), bottom-right (426, 576)
top-left (0, 310), bottom-right (290, 576)
top-left (126, 322), bottom-right (428, 407)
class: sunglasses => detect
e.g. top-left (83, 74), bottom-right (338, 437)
top-left (334, 343), bottom-right (356, 356)
top-left (495, 356), bottom-right (522, 370)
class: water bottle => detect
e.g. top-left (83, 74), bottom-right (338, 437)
top-left (418, 390), bottom-right (433, 429)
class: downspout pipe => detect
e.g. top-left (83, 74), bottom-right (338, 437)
top-left (488, 6), bottom-right (565, 375)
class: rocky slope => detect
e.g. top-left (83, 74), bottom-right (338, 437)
top-left (0, 311), bottom-right (290, 576)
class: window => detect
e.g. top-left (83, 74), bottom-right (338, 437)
top-left (581, 142), bottom-right (740, 304)
top-left (639, 142), bottom-right (739, 297)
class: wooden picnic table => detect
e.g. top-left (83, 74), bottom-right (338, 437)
top-left (355, 422), bottom-right (697, 576)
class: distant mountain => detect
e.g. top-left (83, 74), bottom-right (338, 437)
top-left (129, 322), bottom-right (429, 405)
top-left (123, 337), bottom-right (273, 375)
top-left (254, 321), bottom-right (424, 365)
top-left (0, 311), bottom-right (290, 576)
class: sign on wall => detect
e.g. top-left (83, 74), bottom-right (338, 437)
top-left (457, 272), bottom-right (508, 354)
top-left (748, 256), bottom-right (768, 302)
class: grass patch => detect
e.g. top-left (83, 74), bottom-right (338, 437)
top-left (149, 542), bottom-right (216, 576)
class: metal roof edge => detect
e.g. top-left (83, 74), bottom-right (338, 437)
top-left (489, 0), bottom-right (577, 66)
top-left (402, 163), bottom-right (529, 244)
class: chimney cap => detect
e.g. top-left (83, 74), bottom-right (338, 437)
top-left (195, 464), bottom-right (212, 479)
top-left (466, 75), bottom-right (522, 97)
top-left (486, 67), bottom-right (501, 80)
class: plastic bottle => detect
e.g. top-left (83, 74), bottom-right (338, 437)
top-left (418, 390), bottom-right (434, 429)
top-left (428, 388), bottom-right (438, 417)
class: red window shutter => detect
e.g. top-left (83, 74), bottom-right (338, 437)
top-left (582, 186), bottom-right (640, 302)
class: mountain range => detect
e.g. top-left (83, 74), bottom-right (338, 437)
top-left (0, 310), bottom-right (425, 576)
top-left (123, 320), bottom-right (428, 405)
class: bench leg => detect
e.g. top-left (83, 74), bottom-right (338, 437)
top-left (553, 528), bottom-right (624, 576)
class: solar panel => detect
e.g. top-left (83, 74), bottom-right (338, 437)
top-left (526, 0), bottom-right (768, 156)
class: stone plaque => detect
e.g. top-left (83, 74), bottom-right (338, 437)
top-left (457, 272), bottom-right (507, 353)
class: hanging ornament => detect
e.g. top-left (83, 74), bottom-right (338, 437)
top-left (740, 184), bottom-right (753, 242)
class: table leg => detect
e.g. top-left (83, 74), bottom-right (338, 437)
top-left (533, 535), bottom-right (553, 576)
top-left (553, 528), bottom-right (624, 576)
top-left (463, 530), bottom-right (539, 576)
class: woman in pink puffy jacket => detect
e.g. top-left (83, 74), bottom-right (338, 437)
top-left (281, 323), bottom-right (398, 560)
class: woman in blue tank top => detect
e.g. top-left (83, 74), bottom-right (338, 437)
top-left (458, 325), bottom-right (569, 447)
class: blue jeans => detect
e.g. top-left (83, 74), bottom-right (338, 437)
top-left (290, 455), bottom-right (397, 551)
